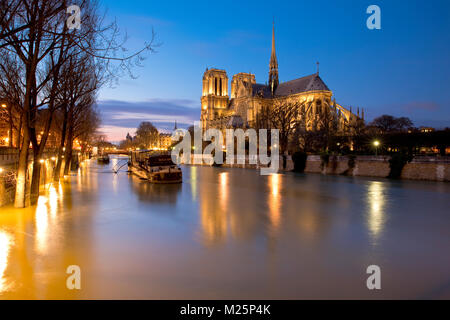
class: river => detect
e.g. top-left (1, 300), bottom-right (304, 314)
top-left (0, 155), bottom-right (449, 299)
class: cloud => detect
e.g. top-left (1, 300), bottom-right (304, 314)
top-left (98, 125), bottom-right (138, 143)
top-left (98, 99), bottom-right (200, 141)
top-left (403, 101), bottom-right (439, 112)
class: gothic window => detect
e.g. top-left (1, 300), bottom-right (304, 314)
top-left (215, 78), bottom-right (218, 95)
top-left (219, 78), bottom-right (222, 96)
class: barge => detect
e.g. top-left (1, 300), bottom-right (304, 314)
top-left (97, 154), bottom-right (110, 164)
top-left (129, 151), bottom-right (182, 184)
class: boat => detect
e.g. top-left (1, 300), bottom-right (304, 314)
top-left (97, 154), bottom-right (110, 164)
top-left (129, 151), bottom-right (182, 184)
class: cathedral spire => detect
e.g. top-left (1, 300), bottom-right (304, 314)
top-left (269, 21), bottom-right (279, 96)
top-left (270, 21), bottom-right (277, 68)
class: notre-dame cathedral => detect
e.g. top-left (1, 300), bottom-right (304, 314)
top-left (200, 24), bottom-right (364, 132)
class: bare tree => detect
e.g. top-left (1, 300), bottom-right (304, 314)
top-left (0, 1), bottom-right (67, 207)
top-left (256, 100), bottom-right (313, 155)
top-left (370, 115), bottom-right (413, 133)
top-left (135, 122), bottom-right (159, 149)
top-left (0, 0), bottom-right (157, 207)
top-left (268, 101), bottom-right (302, 155)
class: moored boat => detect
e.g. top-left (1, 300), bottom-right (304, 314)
top-left (129, 151), bottom-right (182, 183)
top-left (97, 154), bottom-right (110, 164)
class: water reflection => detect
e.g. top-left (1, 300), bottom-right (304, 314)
top-left (112, 173), bottom-right (119, 194)
top-left (367, 181), bottom-right (386, 240)
top-left (129, 175), bottom-right (181, 204)
top-left (0, 158), bottom-right (449, 299)
top-left (219, 172), bottom-right (228, 211)
top-left (0, 230), bottom-right (13, 293)
top-left (190, 166), bottom-right (197, 201)
top-left (268, 174), bottom-right (282, 231)
top-left (199, 170), bottom-right (285, 246)
top-left (199, 170), bottom-right (228, 246)
top-left (49, 184), bottom-right (59, 218)
top-left (35, 196), bottom-right (49, 253)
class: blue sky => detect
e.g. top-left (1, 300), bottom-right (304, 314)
top-left (97, 0), bottom-right (450, 141)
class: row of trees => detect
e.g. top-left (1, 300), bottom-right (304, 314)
top-left (0, 0), bottom-right (156, 207)
top-left (252, 99), bottom-right (448, 156)
top-left (118, 122), bottom-right (160, 150)
top-left (254, 100), bottom-right (343, 155)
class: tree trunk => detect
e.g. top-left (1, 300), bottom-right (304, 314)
top-left (29, 109), bottom-right (54, 205)
top-left (30, 150), bottom-right (42, 205)
top-left (63, 117), bottom-right (74, 176)
top-left (16, 113), bottom-right (23, 149)
top-left (8, 107), bottom-right (13, 147)
top-left (14, 63), bottom-right (35, 208)
top-left (54, 107), bottom-right (68, 181)
top-left (14, 118), bottom-right (30, 208)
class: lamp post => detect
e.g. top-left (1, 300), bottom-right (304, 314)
top-left (373, 140), bottom-right (380, 156)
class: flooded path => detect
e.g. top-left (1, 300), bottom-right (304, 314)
top-left (0, 156), bottom-right (449, 299)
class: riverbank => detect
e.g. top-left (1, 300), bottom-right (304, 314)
top-left (183, 154), bottom-right (450, 182)
top-left (0, 148), bottom-right (89, 207)
top-left (304, 155), bottom-right (450, 182)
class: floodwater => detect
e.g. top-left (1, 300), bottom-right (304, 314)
top-left (0, 155), bottom-right (449, 299)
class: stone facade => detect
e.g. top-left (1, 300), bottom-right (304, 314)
top-left (200, 24), bottom-right (363, 133)
top-left (158, 133), bottom-right (172, 150)
top-left (304, 155), bottom-right (450, 181)
top-left (181, 154), bottom-right (449, 182)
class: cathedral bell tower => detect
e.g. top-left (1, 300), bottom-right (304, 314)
top-left (269, 22), bottom-right (279, 96)
top-left (200, 68), bottom-right (229, 130)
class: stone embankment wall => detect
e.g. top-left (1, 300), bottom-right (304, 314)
top-left (401, 157), bottom-right (450, 181)
top-left (304, 155), bottom-right (450, 182)
top-left (0, 159), bottom-right (58, 207)
top-left (0, 148), bottom-right (86, 207)
top-left (183, 154), bottom-right (449, 182)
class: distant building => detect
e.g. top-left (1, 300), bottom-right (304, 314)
top-left (420, 127), bottom-right (435, 133)
top-left (200, 23), bottom-right (363, 132)
top-left (158, 133), bottom-right (172, 150)
top-left (0, 105), bottom-right (10, 146)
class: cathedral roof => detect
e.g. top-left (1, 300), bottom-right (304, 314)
top-left (251, 73), bottom-right (330, 98)
top-left (276, 73), bottom-right (330, 96)
top-left (251, 83), bottom-right (272, 98)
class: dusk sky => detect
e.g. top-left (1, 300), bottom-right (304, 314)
top-left (97, 0), bottom-right (450, 142)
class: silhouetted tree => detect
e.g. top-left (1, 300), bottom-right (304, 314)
top-left (370, 115), bottom-right (413, 133)
top-left (135, 122), bottom-right (159, 149)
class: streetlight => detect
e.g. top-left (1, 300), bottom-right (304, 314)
top-left (1, 104), bottom-right (6, 108)
top-left (373, 140), bottom-right (380, 156)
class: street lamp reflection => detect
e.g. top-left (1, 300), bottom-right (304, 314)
top-left (0, 230), bottom-right (13, 293)
top-left (219, 172), bottom-right (228, 210)
top-left (35, 196), bottom-right (49, 253)
top-left (268, 174), bottom-right (282, 230)
top-left (367, 181), bottom-right (386, 240)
